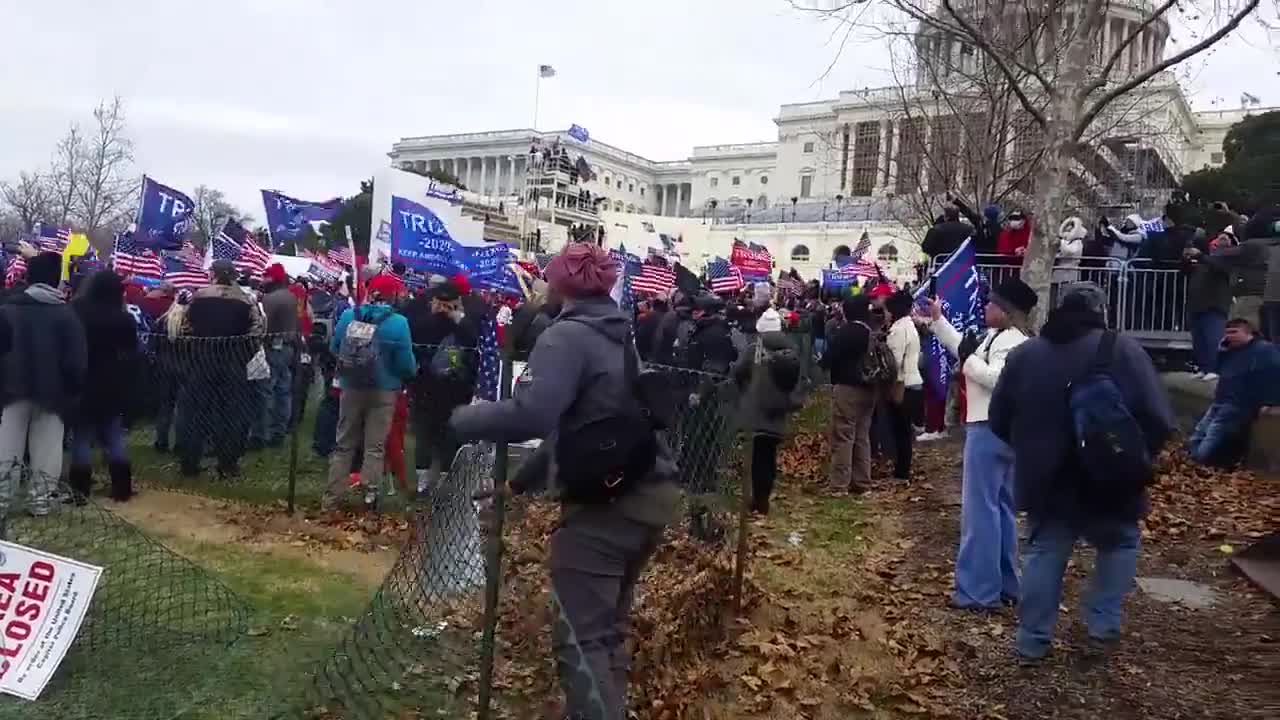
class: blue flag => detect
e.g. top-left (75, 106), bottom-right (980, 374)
top-left (260, 190), bottom-right (343, 246)
top-left (390, 195), bottom-right (467, 275)
top-left (913, 239), bottom-right (984, 402)
top-left (466, 244), bottom-right (523, 297)
top-left (134, 176), bottom-right (194, 250)
top-left (567, 124), bottom-right (590, 143)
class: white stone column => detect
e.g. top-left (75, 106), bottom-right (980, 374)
top-left (509, 157), bottom-right (518, 196)
top-left (887, 121), bottom-right (900, 193)
top-left (478, 156), bottom-right (488, 196)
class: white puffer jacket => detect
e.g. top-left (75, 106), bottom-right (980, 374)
top-left (929, 317), bottom-right (1027, 423)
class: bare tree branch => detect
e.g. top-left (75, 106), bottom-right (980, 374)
top-left (76, 96), bottom-right (135, 233)
top-left (1076, 0), bottom-right (1262, 140)
top-left (938, 0), bottom-right (1048, 127)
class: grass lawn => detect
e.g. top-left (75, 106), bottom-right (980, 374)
top-left (2, 504), bottom-right (379, 720)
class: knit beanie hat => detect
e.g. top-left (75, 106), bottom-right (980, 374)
top-left (544, 243), bottom-right (618, 300)
top-left (26, 252), bottom-right (62, 287)
top-left (991, 277), bottom-right (1038, 316)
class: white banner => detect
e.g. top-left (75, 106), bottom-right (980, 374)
top-left (0, 541), bottom-right (103, 701)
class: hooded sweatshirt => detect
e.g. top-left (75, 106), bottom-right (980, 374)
top-left (1, 284), bottom-right (88, 417)
top-left (731, 331), bottom-right (806, 438)
top-left (330, 302), bottom-right (418, 391)
top-left (450, 296), bottom-right (681, 528)
top-left (988, 305), bottom-right (1174, 522)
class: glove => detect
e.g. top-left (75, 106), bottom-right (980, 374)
top-left (957, 332), bottom-right (981, 364)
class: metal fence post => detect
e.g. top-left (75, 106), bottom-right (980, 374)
top-left (476, 354), bottom-right (513, 720)
top-left (733, 433), bottom-right (753, 614)
top-left (286, 351), bottom-right (301, 515)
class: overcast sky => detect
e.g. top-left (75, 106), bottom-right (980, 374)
top-left (2, 0), bottom-right (1276, 223)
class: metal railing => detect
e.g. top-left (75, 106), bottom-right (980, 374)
top-left (929, 253), bottom-right (1192, 350)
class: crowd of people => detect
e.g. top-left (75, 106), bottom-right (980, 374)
top-left (0, 192), bottom-right (1276, 717)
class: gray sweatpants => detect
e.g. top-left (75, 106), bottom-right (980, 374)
top-left (0, 400), bottom-right (65, 516)
top-left (322, 388), bottom-right (397, 508)
top-left (549, 506), bottom-right (663, 720)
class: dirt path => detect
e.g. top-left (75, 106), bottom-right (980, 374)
top-left (107, 489), bottom-right (399, 587)
top-left (880, 440), bottom-right (1280, 720)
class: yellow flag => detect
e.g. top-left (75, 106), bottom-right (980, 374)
top-left (61, 232), bottom-right (91, 281)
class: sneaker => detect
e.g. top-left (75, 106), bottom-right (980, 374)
top-left (916, 431), bottom-right (944, 442)
top-left (1202, 373), bottom-right (1219, 382)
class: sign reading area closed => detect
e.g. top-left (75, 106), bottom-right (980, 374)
top-left (0, 541), bottom-right (103, 701)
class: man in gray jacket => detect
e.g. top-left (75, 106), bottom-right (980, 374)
top-left (451, 243), bottom-right (678, 720)
top-left (255, 263), bottom-right (300, 446)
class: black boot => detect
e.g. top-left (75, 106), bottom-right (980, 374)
top-left (107, 462), bottom-right (133, 502)
top-left (68, 464), bottom-right (93, 505)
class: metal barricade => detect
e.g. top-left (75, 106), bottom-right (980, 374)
top-left (1120, 259), bottom-right (1192, 350)
top-left (926, 253), bottom-right (1189, 350)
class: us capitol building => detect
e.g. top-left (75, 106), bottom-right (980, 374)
top-left (388, 4), bottom-right (1268, 280)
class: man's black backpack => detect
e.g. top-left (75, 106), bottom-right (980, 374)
top-left (555, 322), bottom-right (668, 505)
top-left (1067, 332), bottom-right (1154, 504)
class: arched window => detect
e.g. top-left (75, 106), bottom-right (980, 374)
top-left (602, 174), bottom-right (612, 187)
top-left (877, 244), bottom-right (899, 263)
top-left (626, 204), bottom-right (635, 213)
top-left (614, 200), bottom-right (624, 212)
top-left (832, 244), bottom-right (851, 259)
top-left (791, 244), bottom-right (810, 262)
top-left (757, 195), bottom-right (769, 209)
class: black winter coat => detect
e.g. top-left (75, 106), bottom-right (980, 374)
top-left (922, 221), bottom-right (974, 259)
top-left (0, 285), bottom-right (87, 418)
top-left (73, 300), bottom-right (140, 424)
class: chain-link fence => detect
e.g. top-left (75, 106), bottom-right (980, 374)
top-left (297, 360), bottom-right (751, 719)
top-left (0, 465), bottom-right (251, 720)
top-left (5, 330), bottom-right (761, 718)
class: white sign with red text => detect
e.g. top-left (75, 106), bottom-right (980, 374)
top-left (0, 541), bottom-right (103, 701)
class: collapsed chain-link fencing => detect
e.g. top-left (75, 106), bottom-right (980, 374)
top-left (299, 361), bottom-right (751, 719)
top-left (6, 329), bottom-right (769, 718)
top-left (0, 464), bottom-right (251, 720)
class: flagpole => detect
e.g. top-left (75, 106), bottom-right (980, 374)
top-left (533, 69), bottom-right (541, 132)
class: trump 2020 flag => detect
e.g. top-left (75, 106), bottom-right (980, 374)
top-left (389, 195), bottom-right (466, 276)
top-left (261, 190), bottom-right (343, 246)
top-left (134, 176), bottom-right (194, 250)
top-left (466, 244), bottom-right (523, 298)
top-left (913, 238), bottom-right (984, 402)
top-left (567, 124), bottom-right (590, 143)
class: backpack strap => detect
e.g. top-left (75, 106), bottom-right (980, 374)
top-left (1092, 330), bottom-right (1118, 372)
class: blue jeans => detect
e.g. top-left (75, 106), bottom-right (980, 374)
top-left (1189, 309), bottom-right (1226, 373)
top-left (70, 416), bottom-right (128, 466)
top-left (954, 422), bottom-right (1019, 608)
top-left (1187, 401), bottom-right (1250, 464)
top-left (263, 347), bottom-right (293, 443)
top-left (1017, 515), bottom-right (1141, 658)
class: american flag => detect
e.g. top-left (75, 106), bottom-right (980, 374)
top-left (777, 271), bottom-right (805, 298)
top-left (632, 260), bottom-right (675, 295)
top-left (35, 224), bottom-right (71, 254)
top-left (328, 242), bottom-right (354, 270)
top-left (172, 240), bottom-right (205, 268)
top-left (4, 256), bottom-right (25, 287)
top-left (474, 315), bottom-right (501, 401)
top-left (851, 231), bottom-right (873, 260)
top-left (213, 219), bottom-right (270, 277)
top-left (706, 256), bottom-right (744, 294)
top-left (112, 232), bottom-right (164, 279)
top-left (162, 255), bottom-right (208, 291)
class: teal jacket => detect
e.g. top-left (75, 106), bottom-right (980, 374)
top-left (331, 303), bottom-right (418, 391)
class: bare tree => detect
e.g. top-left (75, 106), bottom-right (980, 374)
top-left (0, 171), bottom-right (54, 232)
top-left (795, 0), bottom-right (1262, 321)
top-left (48, 123), bottom-right (85, 227)
top-left (190, 185), bottom-right (250, 246)
top-left (76, 97), bottom-right (136, 234)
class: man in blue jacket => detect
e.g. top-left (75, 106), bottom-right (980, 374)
top-left (989, 283), bottom-right (1174, 662)
top-left (321, 274), bottom-right (418, 510)
top-left (1187, 318), bottom-right (1280, 466)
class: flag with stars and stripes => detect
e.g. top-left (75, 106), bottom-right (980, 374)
top-left (706, 256), bottom-right (744, 294)
top-left (162, 255), bottom-right (208, 291)
top-left (609, 245), bottom-right (641, 312)
top-left (213, 218), bottom-right (270, 277)
top-left (327, 242), bottom-right (354, 269)
top-left (34, 224), bottom-right (71, 254)
top-left (5, 256), bottom-right (24, 287)
top-left (112, 232), bottom-right (164, 279)
top-left (632, 259), bottom-right (676, 296)
top-left (474, 314), bottom-right (501, 402)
